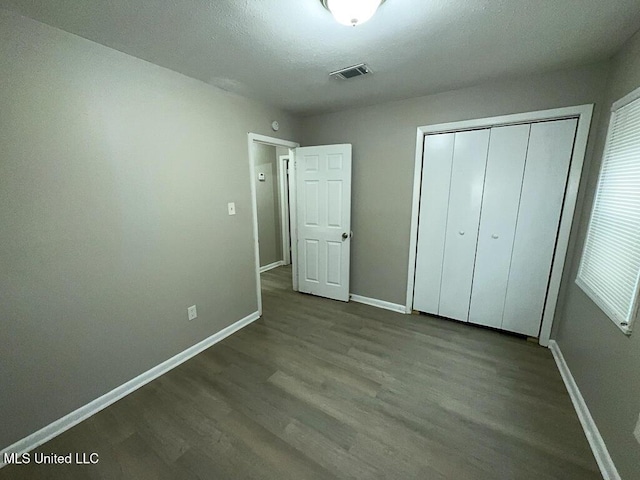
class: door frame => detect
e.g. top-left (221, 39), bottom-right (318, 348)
top-left (405, 105), bottom-right (594, 347)
top-left (248, 133), bottom-right (299, 315)
top-left (277, 154), bottom-right (292, 266)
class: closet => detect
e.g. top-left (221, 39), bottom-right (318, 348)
top-left (413, 118), bottom-right (578, 337)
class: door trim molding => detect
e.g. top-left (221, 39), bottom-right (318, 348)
top-left (405, 105), bottom-right (594, 346)
top-left (277, 154), bottom-right (292, 266)
top-left (248, 134), bottom-right (300, 315)
top-left (549, 340), bottom-right (621, 480)
top-left (0, 310), bottom-right (261, 469)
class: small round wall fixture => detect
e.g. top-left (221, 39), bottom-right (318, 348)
top-left (321, 0), bottom-right (386, 27)
top-left (271, 121), bottom-right (280, 131)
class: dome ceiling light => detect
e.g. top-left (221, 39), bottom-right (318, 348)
top-left (321, 0), bottom-right (386, 27)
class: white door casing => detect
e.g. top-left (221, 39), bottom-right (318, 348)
top-left (278, 155), bottom-right (292, 266)
top-left (406, 106), bottom-right (593, 345)
top-left (412, 118), bottom-right (581, 337)
top-left (247, 133), bottom-right (300, 316)
top-left (295, 145), bottom-right (352, 302)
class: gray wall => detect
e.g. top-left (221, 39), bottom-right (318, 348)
top-left (255, 143), bottom-right (282, 267)
top-left (299, 63), bottom-right (609, 305)
top-left (0, 9), bottom-right (298, 451)
top-left (553, 29), bottom-right (640, 480)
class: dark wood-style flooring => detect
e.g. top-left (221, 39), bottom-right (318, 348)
top-left (1, 265), bottom-right (601, 479)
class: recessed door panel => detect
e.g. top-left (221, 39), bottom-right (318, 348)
top-left (438, 129), bottom-right (490, 322)
top-left (328, 154), bottom-right (343, 170)
top-left (327, 180), bottom-right (343, 228)
top-left (502, 119), bottom-right (577, 336)
top-left (413, 133), bottom-right (455, 314)
top-left (305, 155), bottom-right (319, 172)
top-left (304, 180), bottom-right (320, 226)
top-left (469, 124), bottom-right (530, 329)
top-left (304, 240), bottom-right (320, 283)
top-left (326, 241), bottom-right (342, 286)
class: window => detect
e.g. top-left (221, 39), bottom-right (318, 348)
top-left (576, 86), bottom-right (640, 335)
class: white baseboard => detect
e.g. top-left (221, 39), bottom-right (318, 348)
top-left (0, 310), bottom-right (261, 468)
top-left (548, 340), bottom-right (621, 480)
top-left (260, 260), bottom-right (284, 273)
top-left (349, 294), bottom-right (409, 314)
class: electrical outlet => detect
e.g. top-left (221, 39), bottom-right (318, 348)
top-left (227, 202), bottom-right (236, 215)
top-left (187, 305), bottom-right (197, 321)
top-left (634, 413), bottom-right (640, 445)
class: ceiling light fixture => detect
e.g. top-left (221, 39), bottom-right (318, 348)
top-left (321, 0), bottom-right (386, 27)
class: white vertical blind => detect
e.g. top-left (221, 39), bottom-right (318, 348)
top-left (576, 87), bottom-right (640, 334)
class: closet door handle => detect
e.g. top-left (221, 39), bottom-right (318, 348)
top-left (491, 234), bottom-right (499, 239)
top-left (458, 231), bottom-right (465, 236)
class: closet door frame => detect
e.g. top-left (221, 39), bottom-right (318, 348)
top-left (406, 105), bottom-right (594, 347)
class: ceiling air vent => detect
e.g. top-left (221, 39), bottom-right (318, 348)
top-left (329, 63), bottom-right (371, 80)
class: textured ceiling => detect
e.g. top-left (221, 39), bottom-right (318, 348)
top-left (2, 0), bottom-right (640, 115)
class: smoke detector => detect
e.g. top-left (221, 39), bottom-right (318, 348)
top-left (329, 63), bottom-right (372, 80)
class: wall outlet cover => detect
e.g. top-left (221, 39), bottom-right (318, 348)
top-left (187, 305), bottom-right (197, 321)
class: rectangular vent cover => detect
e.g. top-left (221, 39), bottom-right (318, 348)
top-left (330, 63), bottom-right (371, 80)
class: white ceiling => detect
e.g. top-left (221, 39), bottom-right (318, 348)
top-left (2, 0), bottom-right (640, 115)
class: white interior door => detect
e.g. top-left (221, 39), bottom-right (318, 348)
top-left (438, 129), bottom-right (490, 321)
top-left (469, 124), bottom-right (530, 329)
top-left (295, 144), bottom-right (352, 302)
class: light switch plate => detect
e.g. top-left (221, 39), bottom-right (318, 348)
top-left (634, 413), bottom-right (640, 445)
top-left (227, 202), bottom-right (236, 215)
top-left (187, 305), bottom-right (197, 321)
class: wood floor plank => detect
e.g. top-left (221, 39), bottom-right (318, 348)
top-left (0, 265), bottom-right (601, 479)
top-left (281, 418), bottom-right (382, 480)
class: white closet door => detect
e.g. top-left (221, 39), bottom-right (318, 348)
top-left (502, 119), bottom-right (578, 336)
top-left (413, 133), bottom-right (455, 314)
top-left (439, 129), bottom-right (490, 321)
top-left (468, 124), bottom-right (530, 329)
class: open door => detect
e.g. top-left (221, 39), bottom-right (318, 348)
top-left (294, 144), bottom-right (352, 302)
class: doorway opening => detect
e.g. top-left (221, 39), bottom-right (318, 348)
top-left (248, 134), bottom-right (299, 315)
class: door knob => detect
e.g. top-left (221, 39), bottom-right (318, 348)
top-left (491, 234), bottom-right (499, 239)
top-left (342, 232), bottom-right (349, 240)
top-left (458, 231), bottom-right (465, 236)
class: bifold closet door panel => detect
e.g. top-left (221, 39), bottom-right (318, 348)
top-left (468, 124), bottom-right (530, 329)
top-left (502, 118), bottom-right (578, 336)
top-left (413, 133), bottom-right (455, 314)
top-left (439, 129), bottom-right (490, 322)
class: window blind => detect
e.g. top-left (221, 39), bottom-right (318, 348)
top-left (576, 88), bottom-right (640, 334)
